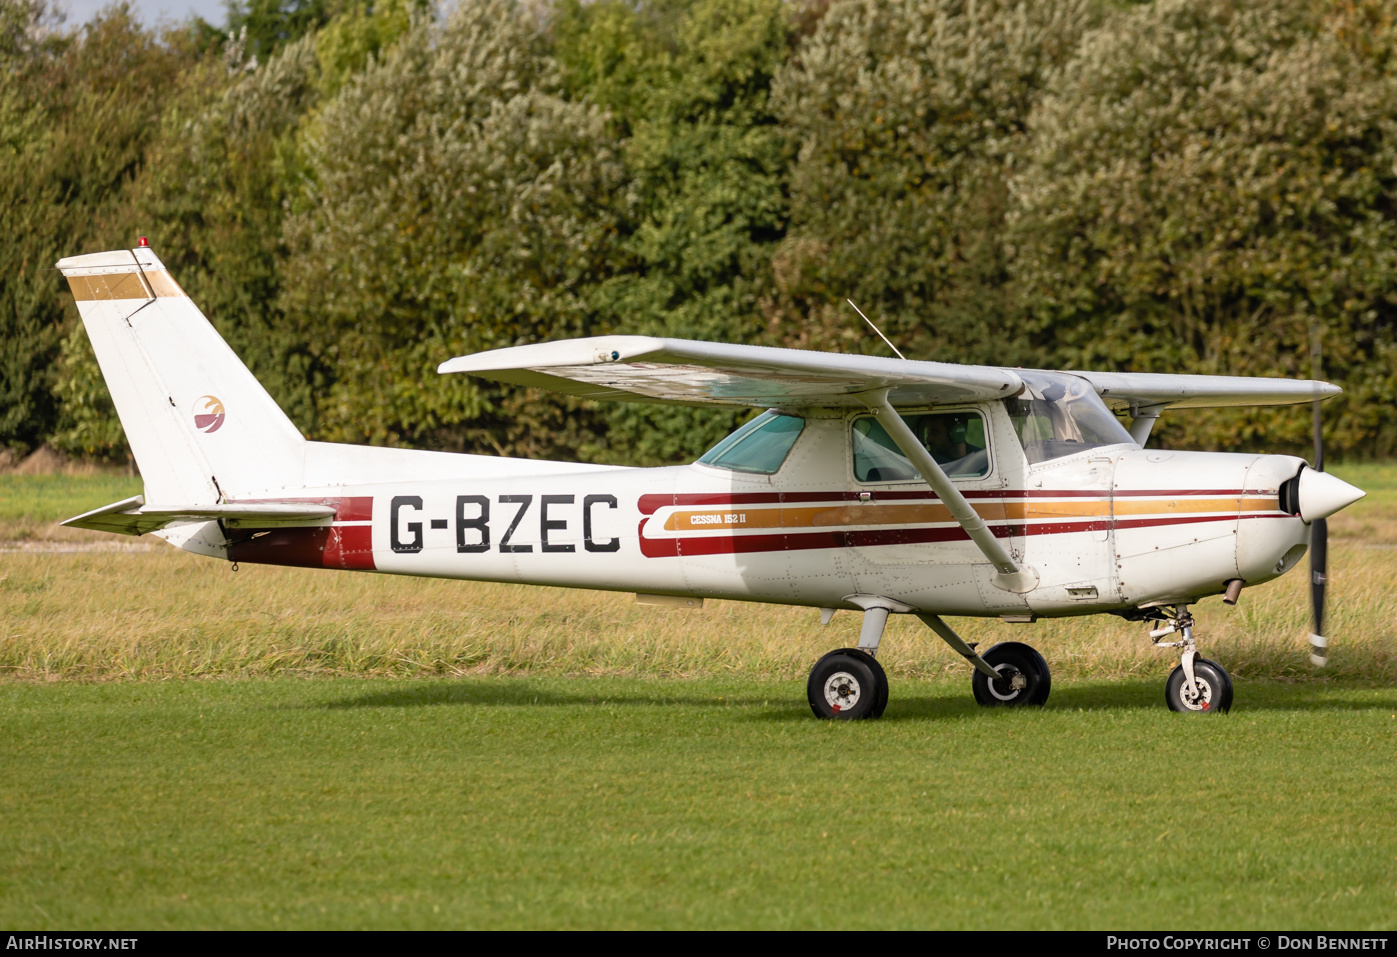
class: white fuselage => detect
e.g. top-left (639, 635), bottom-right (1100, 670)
top-left (175, 402), bottom-right (1311, 618)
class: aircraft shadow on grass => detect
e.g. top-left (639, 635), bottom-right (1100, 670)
top-left (315, 681), bottom-right (770, 711)
top-left (314, 677), bottom-right (1397, 717)
top-left (877, 680), bottom-right (1397, 720)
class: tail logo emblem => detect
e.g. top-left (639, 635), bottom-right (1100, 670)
top-left (193, 395), bottom-right (225, 433)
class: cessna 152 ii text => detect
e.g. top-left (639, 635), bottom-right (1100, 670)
top-left (57, 243), bottom-right (1366, 718)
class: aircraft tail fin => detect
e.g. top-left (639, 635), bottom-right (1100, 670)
top-left (56, 245), bottom-right (306, 505)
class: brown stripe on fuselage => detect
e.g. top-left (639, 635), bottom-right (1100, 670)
top-left (661, 495), bottom-right (1279, 532)
top-left (640, 510), bottom-right (1290, 558)
top-left (1114, 496), bottom-right (1277, 516)
top-left (638, 489), bottom-right (1273, 516)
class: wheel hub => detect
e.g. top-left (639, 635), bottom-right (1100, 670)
top-left (1179, 675), bottom-right (1214, 711)
top-left (988, 663), bottom-right (1027, 702)
top-left (822, 671), bottom-right (862, 712)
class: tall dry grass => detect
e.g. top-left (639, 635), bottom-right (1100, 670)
top-left (2, 540), bottom-right (1393, 682)
top-left (2, 464), bottom-right (1392, 682)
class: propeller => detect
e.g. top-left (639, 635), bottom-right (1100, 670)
top-left (1287, 326), bottom-right (1362, 665)
top-left (1310, 390), bottom-right (1328, 667)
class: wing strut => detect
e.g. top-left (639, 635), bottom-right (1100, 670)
top-left (866, 392), bottom-right (1038, 594)
top-left (918, 613), bottom-right (1002, 679)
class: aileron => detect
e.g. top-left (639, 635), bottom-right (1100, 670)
top-left (1073, 370), bottom-right (1341, 411)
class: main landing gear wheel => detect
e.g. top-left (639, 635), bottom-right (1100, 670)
top-left (971, 641), bottom-right (1051, 708)
top-left (1165, 657), bottom-right (1233, 714)
top-left (807, 648), bottom-right (888, 720)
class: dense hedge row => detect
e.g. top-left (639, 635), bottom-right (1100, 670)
top-left (3, 0), bottom-right (1395, 464)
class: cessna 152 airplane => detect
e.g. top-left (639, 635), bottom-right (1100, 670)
top-left (57, 243), bottom-right (1366, 718)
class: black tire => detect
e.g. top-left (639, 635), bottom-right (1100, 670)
top-left (807, 649), bottom-right (888, 720)
top-left (1165, 657), bottom-right (1233, 714)
top-left (971, 641), bottom-right (1051, 708)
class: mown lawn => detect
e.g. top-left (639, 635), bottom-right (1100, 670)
top-left (1, 676), bottom-right (1395, 929)
top-left (1, 466), bottom-right (1394, 928)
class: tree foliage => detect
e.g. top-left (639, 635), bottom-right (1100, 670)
top-left (771, 0), bottom-right (1099, 365)
top-left (1, 2), bottom-right (195, 455)
top-left (282, 0), bottom-right (626, 455)
top-left (5, 0), bottom-right (1397, 464)
top-left (555, 0), bottom-right (793, 461)
top-left (1011, 0), bottom-right (1397, 454)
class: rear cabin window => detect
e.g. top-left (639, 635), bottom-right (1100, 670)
top-left (852, 411), bottom-right (990, 482)
top-left (697, 411), bottom-right (805, 474)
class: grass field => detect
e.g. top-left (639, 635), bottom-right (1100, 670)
top-left (2, 676), bottom-right (1395, 929)
top-left (1, 466), bottom-right (1395, 928)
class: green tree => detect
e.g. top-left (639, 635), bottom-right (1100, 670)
top-left (1, 2), bottom-right (193, 456)
top-left (769, 0), bottom-right (1099, 367)
top-left (314, 0), bottom-right (420, 95)
top-left (116, 36), bottom-right (326, 435)
top-left (282, 0), bottom-right (627, 457)
top-left (555, 0), bottom-right (794, 463)
top-left (224, 0), bottom-right (331, 61)
top-left (51, 0), bottom-right (426, 457)
top-left (1010, 0), bottom-right (1397, 455)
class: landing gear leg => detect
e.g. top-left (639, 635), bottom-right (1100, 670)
top-left (806, 607), bottom-right (890, 720)
top-left (919, 613), bottom-right (1051, 708)
top-left (1150, 606), bottom-right (1233, 714)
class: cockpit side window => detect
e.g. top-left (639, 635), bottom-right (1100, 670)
top-left (697, 411), bottom-right (806, 474)
top-left (1004, 371), bottom-right (1136, 465)
top-left (852, 411), bottom-right (990, 482)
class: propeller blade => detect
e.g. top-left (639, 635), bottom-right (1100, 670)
top-left (1310, 516), bottom-right (1328, 667)
top-left (1310, 392), bottom-right (1328, 667)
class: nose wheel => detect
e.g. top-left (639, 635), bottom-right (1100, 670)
top-left (1150, 605), bottom-right (1233, 714)
top-left (1165, 657), bottom-right (1233, 713)
top-left (806, 649), bottom-right (889, 720)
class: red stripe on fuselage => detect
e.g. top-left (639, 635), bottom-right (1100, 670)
top-left (637, 489), bottom-right (1264, 516)
top-left (638, 511), bottom-right (1287, 558)
top-left (225, 496), bottom-right (375, 570)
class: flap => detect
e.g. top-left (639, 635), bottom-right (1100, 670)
top-left (63, 497), bottom-right (338, 536)
top-left (439, 336), bottom-right (1024, 409)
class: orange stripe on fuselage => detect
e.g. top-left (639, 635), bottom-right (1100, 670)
top-left (660, 495), bottom-right (1280, 532)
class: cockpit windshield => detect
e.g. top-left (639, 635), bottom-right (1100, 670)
top-left (1004, 371), bottom-right (1135, 464)
top-left (697, 411), bottom-right (805, 474)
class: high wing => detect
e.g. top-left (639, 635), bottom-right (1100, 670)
top-left (437, 336), bottom-right (1024, 408)
top-left (439, 335), bottom-right (1340, 411)
top-left (1071, 370), bottom-right (1341, 411)
top-left (63, 497), bottom-right (337, 536)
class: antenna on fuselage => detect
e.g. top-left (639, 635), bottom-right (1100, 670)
top-left (847, 299), bottom-right (907, 360)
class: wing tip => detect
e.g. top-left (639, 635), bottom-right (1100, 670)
top-left (439, 336), bottom-right (667, 376)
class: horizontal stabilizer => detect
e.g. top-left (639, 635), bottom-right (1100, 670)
top-left (62, 496), bottom-right (336, 536)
